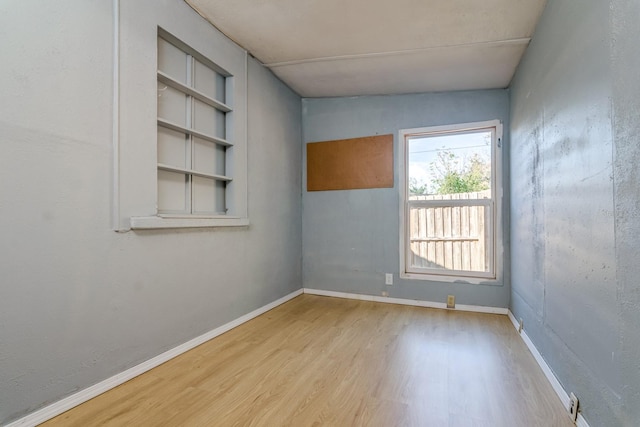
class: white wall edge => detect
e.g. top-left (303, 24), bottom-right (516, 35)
top-left (5, 289), bottom-right (303, 427)
top-left (507, 310), bottom-right (590, 427)
top-left (303, 288), bottom-right (508, 315)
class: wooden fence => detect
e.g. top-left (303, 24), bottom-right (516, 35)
top-left (408, 190), bottom-right (490, 272)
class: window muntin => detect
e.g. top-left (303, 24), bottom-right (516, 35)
top-left (157, 34), bottom-right (232, 216)
top-left (400, 121), bottom-right (501, 280)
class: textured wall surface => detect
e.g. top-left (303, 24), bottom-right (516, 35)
top-left (0, 1), bottom-right (301, 424)
top-left (611, 0), bottom-right (640, 424)
top-left (302, 90), bottom-right (510, 308)
top-left (510, 0), bottom-right (640, 424)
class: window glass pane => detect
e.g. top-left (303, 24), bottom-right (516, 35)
top-left (158, 170), bottom-right (188, 213)
top-left (193, 100), bottom-right (226, 138)
top-left (158, 127), bottom-right (188, 168)
top-left (408, 131), bottom-right (492, 200)
top-left (408, 203), bottom-right (491, 273)
top-left (192, 176), bottom-right (225, 214)
top-left (157, 38), bottom-right (187, 83)
top-left (194, 60), bottom-right (226, 103)
top-left (192, 137), bottom-right (225, 176)
top-left (157, 83), bottom-right (187, 125)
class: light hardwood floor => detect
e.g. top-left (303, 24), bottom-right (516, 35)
top-left (42, 295), bottom-right (573, 426)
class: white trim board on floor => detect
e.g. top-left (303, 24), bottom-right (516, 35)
top-left (303, 288), bottom-right (509, 315)
top-left (507, 311), bottom-right (590, 427)
top-left (7, 287), bottom-right (586, 427)
top-left (5, 289), bottom-right (304, 427)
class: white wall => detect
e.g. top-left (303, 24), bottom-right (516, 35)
top-left (0, 1), bottom-right (302, 424)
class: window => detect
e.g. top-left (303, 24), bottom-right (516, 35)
top-left (399, 120), bottom-right (502, 281)
top-left (156, 31), bottom-right (231, 216)
top-left (116, 0), bottom-right (249, 231)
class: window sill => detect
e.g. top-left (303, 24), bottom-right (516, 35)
top-left (130, 215), bottom-right (250, 230)
top-left (400, 271), bottom-right (500, 286)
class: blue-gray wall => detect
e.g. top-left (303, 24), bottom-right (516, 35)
top-left (510, 0), bottom-right (640, 424)
top-left (5, 0), bottom-right (639, 425)
top-left (0, 1), bottom-right (301, 424)
top-left (612, 0), bottom-right (640, 425)
top-left (302, 90), bottom-right (510, 308)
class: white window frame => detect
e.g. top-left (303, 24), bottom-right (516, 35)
top-left (399, 120), bottom-right (503, 283)
top-left (114, 0), bottom-right (248, 231)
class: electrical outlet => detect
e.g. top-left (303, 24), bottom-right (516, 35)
top-left (381, 291), bottom-right (389, 297)
top-left (447, 295), bottom-right (455, 309)
top-left (385, 273), bottom-right (393, 285)
top-left (569, 392), bottom-right (579, 422)
top-left (518, 318), bottom-right (524, 333)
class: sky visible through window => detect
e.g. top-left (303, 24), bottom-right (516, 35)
top-left (408, 131), bottom-right (491, 196)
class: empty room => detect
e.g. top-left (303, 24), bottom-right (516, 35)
top-left (1, 0), bottom-right (638, 426)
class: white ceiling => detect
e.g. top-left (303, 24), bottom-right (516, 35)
top-left (185, 0), bottom-right (547, 97)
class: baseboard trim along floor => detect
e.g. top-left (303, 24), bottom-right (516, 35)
top-left (6, 289), bottom-right (304, 427)
top-left (7, 287), bottom-right (589, 427)
top-left (303, 288), bottom-right (509, 315)
top-left (507, 311), bottom-right (590, 427)
top-left (305, 288), bottom-right (589, 426)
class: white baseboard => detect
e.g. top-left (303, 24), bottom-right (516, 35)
top-left (7, 289), bottom-right (589, 427)
top-left (303, 288), bottom-right (509, 315)
top-left (5, 289), bottom-right (304, 427)
top-left (306, 289), bottom-right (589, 425)
top-left (507, 311), bottom-right (590, 427)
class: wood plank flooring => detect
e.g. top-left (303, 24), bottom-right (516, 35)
top-left (42, 295), bottom-right (573, 426)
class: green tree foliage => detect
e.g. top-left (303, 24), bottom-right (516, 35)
top-left (430, 150), bottom-right (490, 195)
top-left (408, 177), bottom-right (428, 196)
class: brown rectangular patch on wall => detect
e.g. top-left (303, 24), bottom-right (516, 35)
top-left (306, 134), bottom-right (394, 191)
